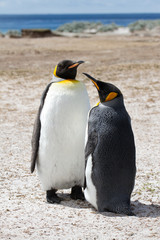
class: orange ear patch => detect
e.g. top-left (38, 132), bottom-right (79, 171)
top-left (53, 65), bottom-right (58, 77)
top-left (105, 92), bottom-right (118, 102)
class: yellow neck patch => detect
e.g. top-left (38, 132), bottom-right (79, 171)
top-left (58, 80), bottom-right (79, 84)
top-left (105, 92), bottom-right (118, 102)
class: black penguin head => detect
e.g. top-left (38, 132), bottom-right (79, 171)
top-left (83, 73), bottom-right (122, 103)
top-left (54, 60), bottom-right (84, 79)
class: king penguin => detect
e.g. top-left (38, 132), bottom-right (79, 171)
top-left (31, 60), bottom-right (90, 204)
top-left (83, 73), bottom-right (136, 215)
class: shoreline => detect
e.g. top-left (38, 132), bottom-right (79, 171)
top-left (1, 18), bottom-right (160, 38)
top-left (1, 17), bottom-right (160, 37)
top-left (1, 27), bottom-right (160, 38)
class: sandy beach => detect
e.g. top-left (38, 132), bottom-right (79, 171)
top-left (0, 34), bottom-right (160, 239)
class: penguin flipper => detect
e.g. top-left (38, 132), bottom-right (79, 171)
top-left (85, 129), bottom-right (98, 159)
top-left (84, 112), bottom-right (98, 188)
top-left (31, 82), bottom-right (53, 173)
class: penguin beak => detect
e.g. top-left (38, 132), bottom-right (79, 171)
top-left (83, 73), bottom-right (100, 91)
top-left (68, 61), bottom-right (84, 69)
top-left (84, 73), bottom-right (119, 102)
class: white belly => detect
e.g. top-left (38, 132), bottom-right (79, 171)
top-left (84, 155), bottom-right (98, 209)
top-left (37, 80), bottom-right (90, 190)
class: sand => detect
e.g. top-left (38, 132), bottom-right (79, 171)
top-left (0, 34), bottom-right (160, 240)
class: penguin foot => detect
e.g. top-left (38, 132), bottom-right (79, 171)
top-left (46, 189), bottom-right (62, 204)
top-left (71, 186), bottom-right (85, 200)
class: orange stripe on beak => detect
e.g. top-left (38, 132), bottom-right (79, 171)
top-left (91, 80), bottom-right (100, 91)
top-left (68, 63), bottom-right (79, 69)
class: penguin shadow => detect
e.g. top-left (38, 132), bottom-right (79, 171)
top-left (57, 194), bottom-right (160, 218)
top-left (56, 192), bottom-right (92, 210)
top-left (92, 200), bottom-right (160, 218)
top-left (130, 200), bottom-right (160, 218)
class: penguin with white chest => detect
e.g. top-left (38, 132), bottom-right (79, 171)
top-left (83, 73), bottom-right (136, 215)
top-left (31, 60), bottom-right (90, 203)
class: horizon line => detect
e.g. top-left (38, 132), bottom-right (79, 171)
top-left (0, 12), bottom-right (160, 15)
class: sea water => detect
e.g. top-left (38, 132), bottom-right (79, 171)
top-left (0, 13), bottom-right (160, 33)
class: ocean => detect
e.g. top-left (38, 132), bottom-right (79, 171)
top-left (0, 13), bottom-right (160, 33)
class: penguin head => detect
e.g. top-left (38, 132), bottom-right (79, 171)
top-left (54, 60), bottom-right (84, 79)
top-left (83, 73), bottom-right (122, 103)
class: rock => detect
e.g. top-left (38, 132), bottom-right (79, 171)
top-left (21, 29), bottom-right (62, 38)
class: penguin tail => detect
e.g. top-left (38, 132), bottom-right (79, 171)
top-left (30, 158), bottom-right (36, 173)
top-left (31, 164), bottom-right (35, 173)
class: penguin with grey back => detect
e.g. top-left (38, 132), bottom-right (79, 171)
top-left (31, 60), bottom-right (90, 204)
top-left (83, 73), bottom-right (136, 215)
